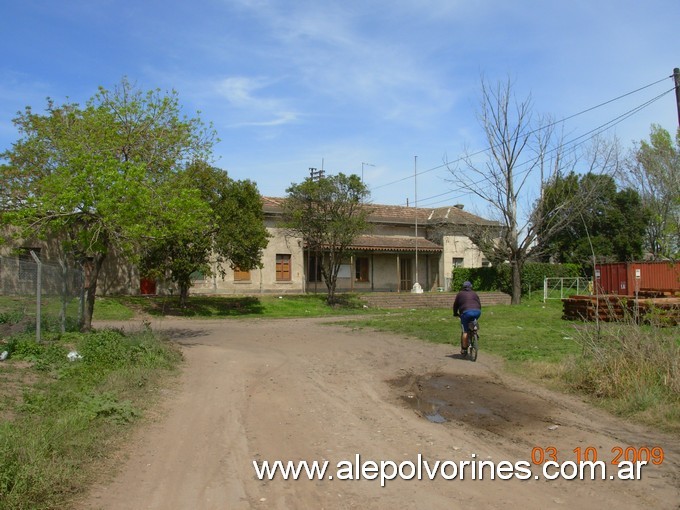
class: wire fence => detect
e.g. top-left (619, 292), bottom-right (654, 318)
top-left (0, 254), bottom-right (85, 340)
top-left (543, 277), bottom-right (591, 302)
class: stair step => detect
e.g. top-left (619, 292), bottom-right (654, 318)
top-left (358, 292), bottom-right (510, 309)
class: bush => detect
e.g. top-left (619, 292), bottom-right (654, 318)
top-left (450, 262), bottom-right (581, 295)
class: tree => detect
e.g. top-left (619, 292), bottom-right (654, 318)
top-left (139, 162), bottom-right (269, 306)
top-left (0, 78), bottom-right (215, 330)
top-left (447, 77), bottom-right (618, 304)
top-left (622, 125), bottom-right (680, 259)
top-left (282, 173), bottom-right (370, 305)
top-left (538, 173), bottom-right (650, 263)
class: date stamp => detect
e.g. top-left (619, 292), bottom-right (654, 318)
top-left (530, 446), bottom-right (665, 466)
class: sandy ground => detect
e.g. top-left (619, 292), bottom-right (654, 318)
top-left (78, 317), bottom-right (680, 510)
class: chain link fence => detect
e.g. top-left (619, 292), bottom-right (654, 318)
top-left (0, 253), bottom-right (85, 340)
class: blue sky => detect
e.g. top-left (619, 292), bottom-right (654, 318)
top-left (1, 0), bottom-right (678, 213)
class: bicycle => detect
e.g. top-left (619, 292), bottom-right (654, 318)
top-left (467, 318), bottom-right (479, 362)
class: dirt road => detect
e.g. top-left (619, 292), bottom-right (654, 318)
top-left (80, 318), bottom-right (679, 510)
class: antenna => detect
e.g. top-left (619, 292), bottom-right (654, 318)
top-left (361, 162), bottom-right (375, 183)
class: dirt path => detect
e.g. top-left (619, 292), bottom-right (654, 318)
top-left (80, 317), bottom-right (679, 510)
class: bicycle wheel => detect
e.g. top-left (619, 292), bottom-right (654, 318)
top-left (468, 331), bottom-right (478, 362)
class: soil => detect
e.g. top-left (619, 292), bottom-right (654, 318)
top-left (78, 317), bottom-right (680, 510)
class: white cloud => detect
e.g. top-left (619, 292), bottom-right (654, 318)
top-left (216, 76), bottom-right (268, 107)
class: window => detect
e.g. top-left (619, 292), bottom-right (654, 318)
top-left (355, 257), bottom-right (369, 282)
top-left (190, 271), bottom-right (205, 281)
top-left (276, 254), bottom-right (291, 281)
top-left (233, 267), bottom-right (251, 282)
top-left (308, 255), bottom-right (323, 282)
top-left (452, 257), bottom-right (464, 269)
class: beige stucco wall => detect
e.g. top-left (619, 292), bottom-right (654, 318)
top-left (2, 215), bottom-right (491, 297)
top-left (440, 234), bottom-right (489, 289)
top-left (174, 225), bottom-right (305, 295)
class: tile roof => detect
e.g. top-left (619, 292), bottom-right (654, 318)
top-left (262, 197), bottom-right (496, 227)
top-left (348, 235), bottom-right (442, 252)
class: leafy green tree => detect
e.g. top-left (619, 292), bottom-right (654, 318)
top-left (0, 78), bottom-right (215, 330)
top-left (139, 162), bottom-right (269, 306)
top-left (538, 173), bottom-right (650, 263)
top-left (623, 125), bottom-right (680, 259)
top-left (282, 173), bottom-right (370, 305)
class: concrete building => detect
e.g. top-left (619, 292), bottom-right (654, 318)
top-left (1, 197), bottom-right (498, 296)
top-left (180, 197), bottom-right (498, 296)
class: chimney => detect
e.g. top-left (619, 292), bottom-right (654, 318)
top-left (454, 204), bottom-right (464, 210)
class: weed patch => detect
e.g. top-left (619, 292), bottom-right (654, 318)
top-left (0, 328), bottom-right (181, 509)
top-left (561, 321), bottom-right (679, 431)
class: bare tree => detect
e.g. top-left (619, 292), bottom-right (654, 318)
top-left (447, 77), bottom-right (619, 303)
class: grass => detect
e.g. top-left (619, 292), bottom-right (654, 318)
top-left (103, 293), bottom-right (370, 319)
top-left (336, 294), bottom-right (680, 432)
top-left (560, 318), bottom-right (680, 431)
top-left (0, 327), bottom-right (181, 510)
top-left (1, 290), bottom-right (677, 509)
top-left (343, 296), bottom-right (582, 363)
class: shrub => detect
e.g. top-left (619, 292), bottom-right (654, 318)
top-left (450, 262), bottom-right (581, 295)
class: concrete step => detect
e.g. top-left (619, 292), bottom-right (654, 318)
top-left (358, 292), bottom-right (511, 309)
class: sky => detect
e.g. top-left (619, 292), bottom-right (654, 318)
top-left (1, 0), bottom-right (679, 216)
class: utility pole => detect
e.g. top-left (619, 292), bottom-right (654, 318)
top-left (674, 68), bottom-right (680, 129)
top-left (309, 167), bottom-right (325, 180)
top-left (412, 155), bottom-right (423, 293)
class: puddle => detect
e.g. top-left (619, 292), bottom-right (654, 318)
top-left (425, 412), bottom-right (446, 423)
top-left (392, 373), bottom-right (553, 433)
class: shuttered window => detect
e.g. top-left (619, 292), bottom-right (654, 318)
top-left (234, 268), bottom-right (251, 281)
top-left (276, 254), bottom-right (291, 281)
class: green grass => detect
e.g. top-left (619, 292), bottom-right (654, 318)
top-left (0, 295), bottom-right (81, 316)
top-left (107, 293), bottom-right (371, 319)
top-left (337, 295), bottom-right (680, 432)
top-left (0, 329), bottom-right (181, 509)
top-left (344, 297), bottom-right (581, 363)
top-left (1, 290), bottom-right (677, 510)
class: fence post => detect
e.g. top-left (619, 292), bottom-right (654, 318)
top-left (29, 250), bottom-right (41, 343)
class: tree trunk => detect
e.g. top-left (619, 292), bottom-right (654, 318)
top-left (325, 269), bottom-right (338, 305)
top-left (80, 253), bottom-right (106, 332)
top-left (324, 252), bottom-right (340, 305)
top-left (179, 283), bottom-right (189, 308)
top-left (511, 260), bottom-right (522, 305)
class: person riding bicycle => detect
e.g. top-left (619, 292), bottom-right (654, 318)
top-left (453, 281), bottom-right (482, 357)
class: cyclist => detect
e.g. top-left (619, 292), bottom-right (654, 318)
top-left (453, 281), bottom-right (482, 357)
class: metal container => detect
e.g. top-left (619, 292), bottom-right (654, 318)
top-left (595, 261), bottom-right (680, 296)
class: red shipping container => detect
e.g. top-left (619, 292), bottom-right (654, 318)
top-left (595, 262), bottom-right (680, 296)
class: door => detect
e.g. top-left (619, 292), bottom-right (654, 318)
top-left (140, 277), bottom-right (156, 296)
top-left (400, 258), bottom-right (412, 291)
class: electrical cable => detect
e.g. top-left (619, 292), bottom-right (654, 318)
top-left (386, 85), bottom-right (675, 209)
top-left (368, 74), bottom-right (676, 195)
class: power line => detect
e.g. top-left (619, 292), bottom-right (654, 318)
top-left (443, 87), bottom-right (675, 201)
top-left (368, 74), bottom-right (675, 195)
